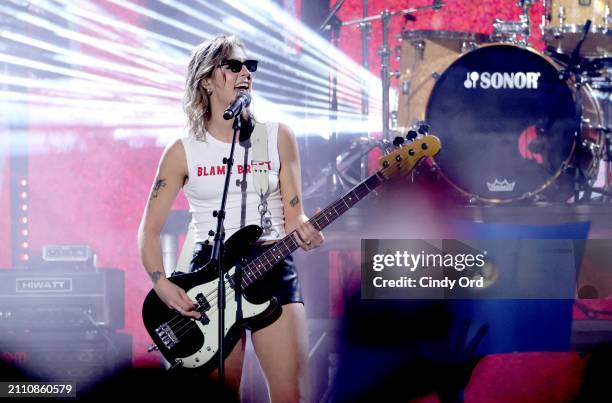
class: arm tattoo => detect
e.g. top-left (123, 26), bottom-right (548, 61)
top-left (289, 195), bottom-right (300, 207)
top-left (151, 178), bottom-right (167, 200)
top-left (148, 270), bottom-right (165, 284)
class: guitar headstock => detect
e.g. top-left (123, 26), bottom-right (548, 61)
top-left (378, 135), bottom-right (441, 179)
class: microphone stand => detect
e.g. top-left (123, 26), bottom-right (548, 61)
top-left (210, 115), bottom-right (241, 383)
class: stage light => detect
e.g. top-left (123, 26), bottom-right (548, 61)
top-left (0, 0), bottom-right (386, 145)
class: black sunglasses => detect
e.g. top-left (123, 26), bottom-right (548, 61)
top-left (220, 59), bottom-right (258, 73)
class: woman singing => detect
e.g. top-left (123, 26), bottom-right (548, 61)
top-left (138, 34), bottom-right (323, 402)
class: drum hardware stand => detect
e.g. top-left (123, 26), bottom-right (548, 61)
top-left (320, 0), bottom-right (347, 196)
top-left (582, 127), bottom-right (612, 203)
top-left (303, 138), bottom-right (390, 199)
top-left (322, 0), bottom-right (373, 190)
top-left (603, 129), bottom-right (612, 203)
top-left (314, 0), bottom-right (369, 201)
top-left (334, 137), bottom-right (387, 187)
top-left (358, 0), bottom-right (372, 182)
top-left (359, 0), bottom-right (371, 119)
top-left (341, 3), bottom-right (445, 142)
top-left (380, 9), bottom-right (392, 142)
top-left (492, 0), bottom-right (532, 45)
top-left (319, 0), bottom-right (381, 196)
top-left (313, 3), bottom-right (442, 200)
top-left (557, 20), bottom-right (606, 203)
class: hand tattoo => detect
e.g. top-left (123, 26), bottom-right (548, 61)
top-left (148, 270), bottom-right (165, 284)
top-left (290, 195), bottom-right (300, 207)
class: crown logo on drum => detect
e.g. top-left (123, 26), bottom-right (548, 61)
top-left (486, 179), bottom-right (516, 192)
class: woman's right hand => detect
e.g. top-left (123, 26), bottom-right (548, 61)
top-left (154, 278), bottom-right (201, 319)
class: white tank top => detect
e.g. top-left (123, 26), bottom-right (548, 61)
top-left (180, 121), bottom-right (286, 243)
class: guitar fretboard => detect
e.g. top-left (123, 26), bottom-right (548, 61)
top-left (233, 172), bottom-right (386, 290)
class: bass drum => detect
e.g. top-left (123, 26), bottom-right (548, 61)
top-left (425, 43), bottom-right (603, 203)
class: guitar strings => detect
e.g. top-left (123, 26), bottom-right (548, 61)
top-left (161, 231), bottom-right (304, 331)
top-left (161, 275), bottom-right (234, 334)
top-left (161, 244), bottom-right (282, 332)
top-left (155, 162), bottom-right (414, 357)
top-left (167, 283), bottom-right (239, 342)
top-left (158, 196), bottom-right (359, 344)
top-left (161, 276), bottom-right (233, 330)
top-left (162, 234), bottom-right (302, 337)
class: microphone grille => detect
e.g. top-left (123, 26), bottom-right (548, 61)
top-left (240, 90), bottom-right (251, 107)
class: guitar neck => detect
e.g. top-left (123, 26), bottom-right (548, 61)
top-left (236, 171), bottom-right (387, 290)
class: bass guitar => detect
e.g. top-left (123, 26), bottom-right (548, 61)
top-left (142, 135), bottom-right (441, 371)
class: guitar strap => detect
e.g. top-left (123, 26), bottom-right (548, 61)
top-left (251, 122), bottom-right (275, 237)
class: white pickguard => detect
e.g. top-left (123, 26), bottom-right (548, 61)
top-left (178, 266), bottom-right (270, 368)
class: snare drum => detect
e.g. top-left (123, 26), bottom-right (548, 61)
top-left (423, 43), bottom-right (604, 203)
top-left (543, 0), bottom-right (611, 57)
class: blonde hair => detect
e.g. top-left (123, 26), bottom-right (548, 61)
top-left (183, 34), bottom-right (251, 141)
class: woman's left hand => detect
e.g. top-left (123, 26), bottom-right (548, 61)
top-left (293, 208), bottom-right (325, 251)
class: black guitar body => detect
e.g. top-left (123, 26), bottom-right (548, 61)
top-left (142, 225), bottom-right (280, 371)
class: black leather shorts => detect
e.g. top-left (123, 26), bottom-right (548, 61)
top-left (190, 243), bottom-right (303, 332)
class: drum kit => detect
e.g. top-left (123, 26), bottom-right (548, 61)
top-left (317, 0), bottom-right (612, 205)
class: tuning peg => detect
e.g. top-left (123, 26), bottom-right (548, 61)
top-left (393, 136), bottom-right (405, 147)
top-left (418, 123), bottom-right (430, 135)
top-left (406, 130), bottom-right (418, 142)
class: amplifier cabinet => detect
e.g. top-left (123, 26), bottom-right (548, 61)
top-left (0, 269), bottom-right (124, 329)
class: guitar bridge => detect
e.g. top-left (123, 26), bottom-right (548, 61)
top-left (155, 322), bottom-right (179, 350)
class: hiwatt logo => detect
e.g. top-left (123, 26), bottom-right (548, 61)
top-left (464, 71), bottom-right (541, 89)
top-left (16, 278), bottom-right (73, 292)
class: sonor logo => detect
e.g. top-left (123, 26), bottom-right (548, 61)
top-left (16, 278), bottom-right (73, 292)
top-left (486, 179), bottom-right (516, 192)
top-left (464, 72), bottom-right (541, 89)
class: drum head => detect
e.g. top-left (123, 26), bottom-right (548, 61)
top-left (426, 44), bottom-right (578, 201)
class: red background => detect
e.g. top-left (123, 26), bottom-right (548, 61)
top-left (333, 0), bottom-right (546, 75)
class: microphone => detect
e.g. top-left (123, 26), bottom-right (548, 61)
top-left (223, 90), bottom-right (251, 120)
